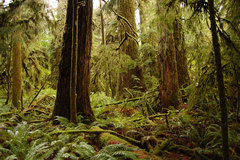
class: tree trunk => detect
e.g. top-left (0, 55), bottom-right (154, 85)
top-left (173, 5), bottom-right (189, 89)
top-left (53, 0), bottom-right (95, 123)
top-left (173, 3), bottom-right (189, 103)
top-left (208, 0), bottom-right (229, 159)
top-left (50, 0), bottom-right (67, 89)
top-left (117, 0), bottom-right (146, 98)
top-left (12, 26), bottom-right (22, 109)
top-left (76, 0), bottom-right (95, 123)
top-left (53, 1), bottom-right (72, 119)
top-left (157, 1), bottom-right (181, 110)
top-left (5, 38), bottom-right (12, 105)
top-left (99, 0), bottom-right (106, 45)
top-left (70, 0), bottom-right (78, 124)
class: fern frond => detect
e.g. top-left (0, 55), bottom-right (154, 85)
top-left (91, 153), bottom-right (118, 160)
top-left (112, 150), bottom-right (139, 159)
top-left (53, 146), bottom-right (69, 160)
top-left (61, 153), bottom-right (78, 160)
top-left (55, 116), bottom-right (70, 125)
top-left (99, 143), bottom-right (136, 154)
top-left (73, 142), bottom-right (96, 159)
top-left (0, 146), bottom-right (11, 154)
top-left (5, 155), bottom-right (18, 160)
top-left (25, 140), bottom-right (49, 160)
top-left (37, 146), bottom-right (56, 160)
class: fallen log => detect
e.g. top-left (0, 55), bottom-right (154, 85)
top-left (153, 139), bottom-right (210, 160)
top-left (97, 96), bottom-right (151, 107)
top-left (91, 126), bottom-right (161, 160)
top-left (48, 128), bottom-right (141, 146)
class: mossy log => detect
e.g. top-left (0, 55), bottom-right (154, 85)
top-left (91, 126), bottom-right (161, 160)
top-left (49, 128), bottom-right (141, 146)
top-left (153, 139), bottom-right (209, 160)
top-left (97, 96), bottom-right (151, 107)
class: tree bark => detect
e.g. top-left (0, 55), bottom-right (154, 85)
top-left (117, 0), bottom-right (146, 98)
top-left (53, 0), bottom-right (95, 123)
top-left (208, 0), bottom-right (229, 159)
top-left (157, 1), bottom-right (181, 110)
top-left (99, 0), bottom-right (106, 45)
top-left (53, 1), bottom-right (72, 119)
top-left (5, 38), bottom-right (12, 105)
top-left (70, 0), bottom-right (78, 124)
top-left (76, 0), bottom-right (95, 123)
top-left (12, 25), bottom-right (22, 109)
top-left (173, 5), bottom-right (189, 89)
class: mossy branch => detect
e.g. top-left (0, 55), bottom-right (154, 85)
top-left (112, 9), bottom-right (138, 37)
top-left (115, 32), bottom-right (138, 51)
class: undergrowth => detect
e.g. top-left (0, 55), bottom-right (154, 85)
top-left (0, 91), bottom-right (239, 159)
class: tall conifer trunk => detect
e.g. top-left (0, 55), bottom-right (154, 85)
top-left (173, 5), bottom-right (189, 90)
top-left (12, 13), bottom-right (22, 109)
top-left (117, 0), bottom-right (146, 98)
top-left (76, 0), bottom-right (95, 122)
top-left (208, 0), bottom-right (229, 159)
top-left (53, 1), bottom-right (72, 119)
top-left (157, 1), bottom-right (181, 109)
top-left (53, 0), bottom-right (94, 123)
top-left (70, 0), bottom-right (78, 124)
top-left (99, 0), bottom-right (106, 45)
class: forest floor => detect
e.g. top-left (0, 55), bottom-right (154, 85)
top-left (0, 94), bottom-right (240, 160)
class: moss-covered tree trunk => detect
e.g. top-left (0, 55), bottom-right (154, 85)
top-left (12, 25), bottom-right (22, 108)
top-left (173, 5), bottom-right (189, 90)
top-left (157, 1), bottom-right (181, 109)
top-left (138, 0), bottom-right (147, 33)
top-left (76, 0), bottom-right (95, 123)
top-left (99, 0), bottom-right (106, 45)
top-left (208, 0), bottom-right (229, 159)
top-left (117, 0), bottom-right (146, 98)
top-left (53, 0), bottom-right (95, 123)
top-left (50, 0), bottom-right (67, 89)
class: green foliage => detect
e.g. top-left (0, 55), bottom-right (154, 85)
top-left (0, 122), bottom-right (52, 160)
top-left (188, 124), bottom-right (222, 149)
top-left (91, 45), bottom-right (137, 97)
top-left (0, 0), bottom-right (55, 103)
top-left (91, 143), bottom-right (139, 160)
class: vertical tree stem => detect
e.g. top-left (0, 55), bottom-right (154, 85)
top-left (99, 0), bottom-right (106, 45)
top-left (70, 0), bottom-right (78, 124)
top-left (208, 0), bottom-right (229, 159)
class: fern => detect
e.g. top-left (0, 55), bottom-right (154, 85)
top-left (5, 155), bottom-right (18, 160)
top-left (188, 123), bottom-right (222, 149)
top-left (92, 153), bottom-right (118, 160)
top-left (53, 146), bottom-right (69, 160)
top-left (72, 142), bottom-right (96, 159)
top-left (25, 140), bottom-right (49, 160)
top-left (0, 122), bottom-right (56, 160)
top-left (91, 143), bottom-right (139, 160)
